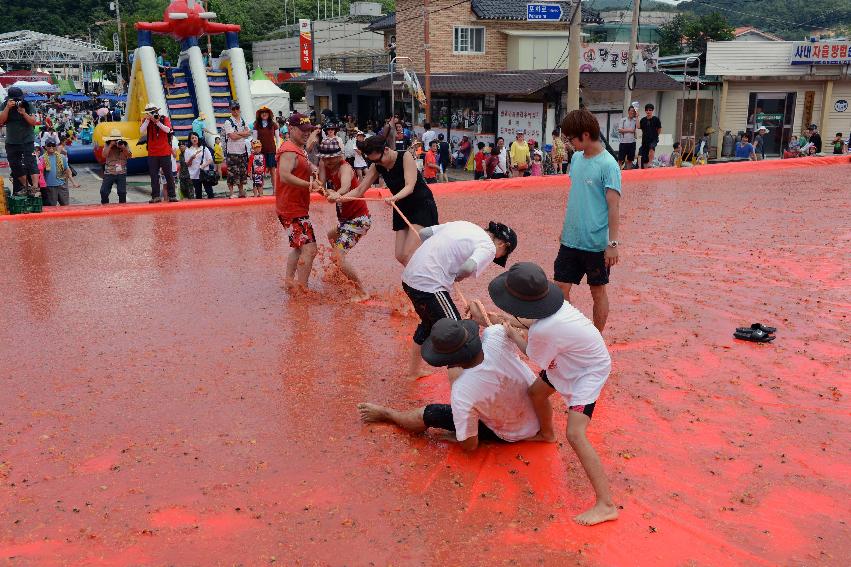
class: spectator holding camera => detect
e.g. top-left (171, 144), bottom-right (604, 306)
top-left (100, 129), bottom-right (132, 204)
top-left (0, 86), bottom-right (40, 196)
top-left (140, 102), bottom-right (176, 203)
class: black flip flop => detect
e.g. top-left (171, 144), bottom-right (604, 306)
top-left (735, 323), bottom-right (777, 334)
top-left (733, 329), bottom-right (775, 343)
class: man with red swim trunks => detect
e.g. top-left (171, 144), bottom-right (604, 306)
top-left (277, 113), bottom-right (321, 288)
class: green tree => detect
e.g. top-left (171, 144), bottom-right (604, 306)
top-left (657, 12), bottom-right (734, 57)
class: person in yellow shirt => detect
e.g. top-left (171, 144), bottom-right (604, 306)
top-left (212, 136), bottom-right (224, 177)
top-left (509, 129), bottom-right (531, 176)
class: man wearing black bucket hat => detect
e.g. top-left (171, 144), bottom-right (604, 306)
top-left (401, 220), bottom-right (517, 379)
top-left (489, 262), bottom-right (617, 527)
top-left (358, 311), bottom-right (548, 451)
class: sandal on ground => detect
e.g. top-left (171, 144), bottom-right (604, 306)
top-left (735, 323), bottom-right (777, 334)
top-left (733, 328), bottom-right (775, 343)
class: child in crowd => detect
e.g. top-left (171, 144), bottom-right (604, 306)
top-left (249, 139), bottom-right (267, 197)
top-left (177, 140), bottom-right (192, 199)
top-left (530, 152), bottom-right (543, 176)
top-left (473, 142), bottom-right (487, 180)
top-left (424, 139), bottom-right (440, 184)
top-left (352, 131), bottom-right (368, 180)
top-left (832, 132), bottom-right (846, 155)
top-left (35, 147), bottom-right (46, 196)
top-left (213, 136), bottom-right (224, 177)
top-left (488, 262), bottom-right (617, 527)
top-left (670, 142), bottom-right (682, 167)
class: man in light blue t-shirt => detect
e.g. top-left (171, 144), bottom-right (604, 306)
top-left (554, 109), bottom-right (622, 332)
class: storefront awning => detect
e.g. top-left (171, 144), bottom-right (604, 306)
top-left (362, 71), bottom-right (681, 96)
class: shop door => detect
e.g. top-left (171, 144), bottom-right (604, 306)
top-left (747, 92), bottom-right (796, 157)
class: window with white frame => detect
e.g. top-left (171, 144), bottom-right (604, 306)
top-left (453, 27), bottom-right (485, 54)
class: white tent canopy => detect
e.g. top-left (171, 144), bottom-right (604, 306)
top-left (249, 79), bottom-right (291, 118)
top-left (10, 80), bottom-right (59, 93)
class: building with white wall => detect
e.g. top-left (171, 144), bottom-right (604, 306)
top-left (707, 40), bottom-right (851, 157)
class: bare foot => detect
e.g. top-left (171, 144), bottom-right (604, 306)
top-left (574, 502), bottom-right (619, 526)
top-left (529, 430), bottom-right (557, 443)
top-left (349, 291), bottom-right (371, 304)
top-left (357, 403), bottom-right (389, 423)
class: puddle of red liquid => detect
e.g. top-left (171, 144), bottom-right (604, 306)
top-left (1, 165), bottom-right (849, 565)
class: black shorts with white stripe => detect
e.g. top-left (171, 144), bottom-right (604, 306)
top-left (402, 282), bottom-right (462, 345)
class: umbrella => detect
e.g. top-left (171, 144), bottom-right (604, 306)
top-left (62, 92), bottom-right (91, 102)
top-left (100, 93), bottom-right (127, 102)
top-left (24, 93), bottom-right (47, 101)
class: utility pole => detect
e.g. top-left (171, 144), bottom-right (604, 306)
top-left (566, 0), bottom-right (581, 111)
top-left (204, 0), bottom-right (213, 61)
top-left (623, 0), bottom-right (641, 114)
top-left (423, 0), bottom-right (431, 124)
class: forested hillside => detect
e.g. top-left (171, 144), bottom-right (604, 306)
top-left (678, 0), bottom-right (851, 39)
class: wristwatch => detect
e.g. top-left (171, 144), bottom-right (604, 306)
top-left (608, 240), bottom-right (619, 248)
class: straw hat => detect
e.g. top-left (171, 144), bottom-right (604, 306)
top-left (143, 102), bottom-right (160, 113)
top-left (103, 128), bottom-right (126, 142)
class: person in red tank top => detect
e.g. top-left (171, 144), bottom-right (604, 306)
top-left (318, 136), bottom-right (372, 302)
top-left (277, 113), bottom-right (321, 288)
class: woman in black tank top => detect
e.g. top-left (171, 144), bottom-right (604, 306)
top-left (335, 127), bottom-right (439, 266)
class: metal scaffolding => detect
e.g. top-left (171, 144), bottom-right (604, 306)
top-left (0, 31), bottom-right (120, 65)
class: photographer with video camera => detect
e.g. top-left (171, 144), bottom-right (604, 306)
top-left (0, 86), bottom-right (40, 196)
top-left (139, 102), bottom-right (176, 203)
top-left (100, 129), bottom-right (133, 204)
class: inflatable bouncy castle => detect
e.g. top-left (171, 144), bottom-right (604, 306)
top-left (93, 0), bottom-right (253, 172)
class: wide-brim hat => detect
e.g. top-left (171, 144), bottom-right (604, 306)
top-left (143, 103), bottom-right (160, 113)
top-left (103, 128), bottom-right (125, 142)
top-left (488, 262), bottom-right (564, 320)
top-left (318, 136), bottom-right (343, 158)
top-left (421, 319), bottom-right (482, 367)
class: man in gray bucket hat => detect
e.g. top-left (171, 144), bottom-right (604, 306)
top-left (488, 261), bottom-right (618, 526)
top-left (357, 305), bottom-right (549, 452)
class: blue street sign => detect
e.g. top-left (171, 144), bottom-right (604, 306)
top-left (527, 3), bottom-right (563, 21)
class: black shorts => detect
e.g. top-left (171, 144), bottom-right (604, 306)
top-left (393, 197), bottom-right (438, 232)
top-left (639, 143), bottom-right (657, 164)
top-left (6, 143), bottom-right (38, 179)
top-left (423, 404), bottom-right (502, 441)
top-left (538, 371), bottom-right (597, 418)
top-left (617, 142), bottom-right (636, 162)
top-left (402, 282), bottom-right (461, 345)
top-left (554, 244), bottom-right (610, 286)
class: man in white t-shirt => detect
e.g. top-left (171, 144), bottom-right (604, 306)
top-left (488, 262), bottom-right (617, 527)
top-left (221, 100), bottom-right (252, 198)
top-left (420, 122), bottom-right (437, 148)
top-left (401, 220), bottom-right (517, 379)
top-left (358, 310), bottom-right (548, 450)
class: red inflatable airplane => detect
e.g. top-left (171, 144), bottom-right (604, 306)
top-left (135, 0), bottom-right (240, 40)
